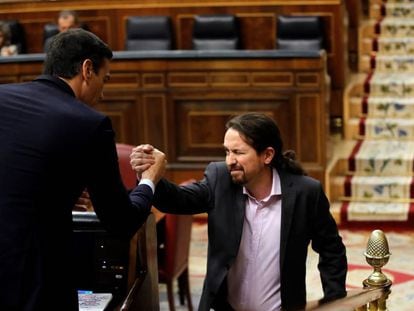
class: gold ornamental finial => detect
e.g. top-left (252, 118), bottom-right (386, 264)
top-left (364, 229), bottom-right (392, 287)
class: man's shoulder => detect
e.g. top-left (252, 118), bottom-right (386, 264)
top-left (205, 161), bottom-right (234, 186)
top-left (206, 161), bottom-right (228, 175)
top-left (207, 161), bottom-right (226, 169)
top-left (0, 80), bottom-right (32, 92)
top-left (0, 79), bottom-right (106, 122)
top-left (280, 169), bottom-right (321, 188)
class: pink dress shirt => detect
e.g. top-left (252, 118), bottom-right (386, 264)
top-left (227, 169), bottom-right (282, 311)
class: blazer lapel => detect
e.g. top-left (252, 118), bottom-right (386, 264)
top-left (231, 184), bottom-right (245, 256)
top-left (279, 171), bottom-right (297, 270)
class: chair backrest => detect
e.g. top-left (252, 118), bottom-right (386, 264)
top-left (125, 16), bottom-right (173, 51)
top-left (4, 20), bottom-right (26, 53)
top-left (276, 15), bottom-right (324, 51)
top-left (43, 23), bottom-right (59, 52)
top-left (192, 14), bottom-right (240, 50)
top-left (162, 214), bottom-right (193, 277)
top-left (43, 22), bottom-right (89, 52)
top-left (116, 143), bottom-right (136, 190)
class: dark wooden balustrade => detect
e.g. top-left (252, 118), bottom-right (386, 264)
top-left (119, 213), bottom-right (159, 310)
top-left (305, 287), bottom-right (390, 311)
top-left (306, 229), bottom-right (393, 311)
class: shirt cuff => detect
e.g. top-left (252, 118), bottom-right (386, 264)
top-left (139, 178), bottom-right (155, 194)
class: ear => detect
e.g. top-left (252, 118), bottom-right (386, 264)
top-left (263, 147), bottom-right (275, 165)
top-left (81, 59), bottom-right (93, 81)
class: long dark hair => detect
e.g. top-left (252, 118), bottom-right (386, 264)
top-left (43, 28), bottom-right (112, 79)
top-left (225, 113), bottom-right (306, 175)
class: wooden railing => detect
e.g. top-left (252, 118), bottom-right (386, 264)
top-left (306, 287), bottom-right (390, 311)
top-left (306, 230), bottom-right (392, 311)
top-left (119, 213), bottom-right (159, 310)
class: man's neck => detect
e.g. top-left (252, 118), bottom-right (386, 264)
top-left (245, 167), bottom-right (273, 201)
top-left (58, 76), bottom-right (80, 99)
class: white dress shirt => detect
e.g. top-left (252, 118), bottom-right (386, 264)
top-left (139, 178), bottom-right (155, 193)
top-left (227, 168), bottom-right (282, 311)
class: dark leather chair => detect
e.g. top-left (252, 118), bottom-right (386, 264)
top-left (4, 20), bottom-right (26, 53)
top-left (43, 23), bottom-right (59, 52)
top-left (192, 14), bottom-right (240, 50)
top-left (43, 22), bottom-right (89, 52)
top-left (158, 213), bottom-right (193, 311)
top-left (276, 15), bottom-right (324, 51)
top-left (125, 16), bottom-right (173, 51)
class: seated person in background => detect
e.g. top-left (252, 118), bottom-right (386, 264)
top-left (44, 10), bottom-right (80, 52)
top-left (0, 21), bottom-right (17, 56)
top-left (57, 10), bottom-right (80, 33)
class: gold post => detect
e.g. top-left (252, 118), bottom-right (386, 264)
top-left (362, 229), bottom-right (392, 311)
top-left (368, 300), bottom-right (377, 311)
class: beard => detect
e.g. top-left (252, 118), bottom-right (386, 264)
top-left (229, 165), bottom-right (246, 185)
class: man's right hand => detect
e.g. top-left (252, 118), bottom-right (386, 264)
top-left (130, 144), bottom-right (167, 184)
top-left (73, 190), bottom-right (93, 211)
top-left (141, 148), bottom-right (166, 184)
top-left (130, 144), bottom-right (155, 180)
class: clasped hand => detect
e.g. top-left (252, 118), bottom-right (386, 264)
top-left (130, 144), bottom-right (166, 184)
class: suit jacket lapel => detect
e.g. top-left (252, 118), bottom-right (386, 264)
top-left (279, 171), bottom-right (297, 270)
top-left (232, 183), bottom-right (245, 256)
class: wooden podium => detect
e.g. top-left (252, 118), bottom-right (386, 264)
top-left (72, 212), bottom-right (159, 310)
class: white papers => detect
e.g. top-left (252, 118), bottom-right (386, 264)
top-left (78, 293), bottom-right (113, 311)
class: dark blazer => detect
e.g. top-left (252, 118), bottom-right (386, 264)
top-left (153, 161), bottom-right (347, 310)
top-left (0, 75), bottom-right (152, 310)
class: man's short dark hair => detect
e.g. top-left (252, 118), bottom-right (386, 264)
top-left (43, 28), bottom-right (113, 79)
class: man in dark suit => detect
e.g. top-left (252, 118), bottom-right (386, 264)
top-left (131, 113), bottom-right (347, 310)
top-left (0, 29), bottom-right (165, 310)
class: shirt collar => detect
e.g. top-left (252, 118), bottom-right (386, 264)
top-left (243, 168), bottom-right (282, 203)
top-left (34, 75), bottom-right (76, 98)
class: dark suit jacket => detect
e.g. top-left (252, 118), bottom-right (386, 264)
top-left (153, 161), bottom-right (347, 310)
top-left (0, 75), bottom-right (152, 310)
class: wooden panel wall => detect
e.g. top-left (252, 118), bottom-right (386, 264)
top-left (0, 0), bottom-right (347, 118)
top-left (0, 53), bottom-right (329, 184)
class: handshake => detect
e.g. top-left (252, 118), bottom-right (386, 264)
top-left (74, 144), bottom-right (166, 212)
top-left (129, 144), bottom-right (167, 184)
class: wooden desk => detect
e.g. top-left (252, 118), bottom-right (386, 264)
top-left (72, 211), bottom-right (159, 309)
top-left (0, 49), bottom-right (329, 185)
top-left (0, 0), bottom-right (347, 117)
